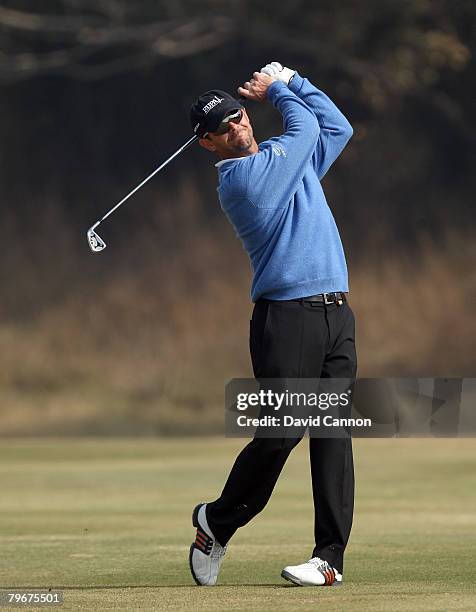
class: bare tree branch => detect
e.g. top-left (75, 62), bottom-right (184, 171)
top-left (0, 5), bottom-right (103, 32)
top-left (0, 6), bottom-right (236, 83)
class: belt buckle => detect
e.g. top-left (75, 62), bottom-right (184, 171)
top-left (323, 292), bottom-right (335, 305)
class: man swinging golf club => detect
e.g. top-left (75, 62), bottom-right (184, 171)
top-left (189, 62), bottom-right (357, 587)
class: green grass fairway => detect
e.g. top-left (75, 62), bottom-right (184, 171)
top-left (0, 439), bottom-right (475, 611)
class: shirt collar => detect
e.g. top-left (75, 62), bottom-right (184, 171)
top-left (215, 157), bottom-right (246, 169)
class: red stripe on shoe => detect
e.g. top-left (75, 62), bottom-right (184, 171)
top-left (324, 569), bottom-right (334, 585)
top-left (197, 529), bottom-right (209, 540)
top-left (196, 533), bottom-right (208, 545)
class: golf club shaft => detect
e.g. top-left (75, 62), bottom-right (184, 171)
top-left (94, 134), bottom-right (198, 229)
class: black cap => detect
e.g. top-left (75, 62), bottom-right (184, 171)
top-left (190, 89), bottom-right (244, 138)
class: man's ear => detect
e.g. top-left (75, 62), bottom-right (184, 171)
top-left (199, 137), bottom-right (216, 152)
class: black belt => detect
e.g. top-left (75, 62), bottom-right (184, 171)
top-left (295, 292), bottom-right (347, 305)
top-left (263, 292), bottom-right (347, 306)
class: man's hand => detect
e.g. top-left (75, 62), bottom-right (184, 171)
top-left (238, 72), bottom-right (277, 102)
top-left (260, 61), bottom-right (295, 86)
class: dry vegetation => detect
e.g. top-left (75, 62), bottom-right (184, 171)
top-left (1, 199), bottom-right (474, 436)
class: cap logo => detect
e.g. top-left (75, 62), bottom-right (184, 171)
top-left (203, 95), bottom-right (224, 114)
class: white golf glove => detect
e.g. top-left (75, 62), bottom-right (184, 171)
top-left (260, 61), bottom-right (295, 85)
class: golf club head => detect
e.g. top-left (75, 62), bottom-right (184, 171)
top-left (87, 228), bottom-right (106, 252)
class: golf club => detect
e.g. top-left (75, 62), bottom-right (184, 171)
top-left (87, 134), bottom-right (198, 252)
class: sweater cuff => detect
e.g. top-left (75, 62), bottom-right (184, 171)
top-left (287, 71), bottom-right (305, 95)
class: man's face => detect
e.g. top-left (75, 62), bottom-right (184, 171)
top-left (199, 109), bottom-right (255, 158)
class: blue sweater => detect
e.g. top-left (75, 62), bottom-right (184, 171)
top-left (216, 74), bottom-right (353, 302)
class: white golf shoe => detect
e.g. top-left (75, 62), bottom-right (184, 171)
top-left (189, 503), bottom-right (227, 586)
top-left (281, 556), bottom-right (342, 586)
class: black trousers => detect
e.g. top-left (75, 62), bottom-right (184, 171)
top-left (207, 298), bottom-right (357, 573)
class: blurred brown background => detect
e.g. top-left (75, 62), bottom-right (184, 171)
top-left (1, 0), bottom-right (475, 435)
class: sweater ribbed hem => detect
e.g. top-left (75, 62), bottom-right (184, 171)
top-left (253, 275), bottom-right (349, 302)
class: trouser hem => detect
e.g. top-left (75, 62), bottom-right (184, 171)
top-left (313, 547), bottom-right (344, 574)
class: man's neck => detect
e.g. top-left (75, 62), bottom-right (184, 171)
top-left (220, 141), bottom-right (259, 160)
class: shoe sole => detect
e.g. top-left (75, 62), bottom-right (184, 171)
top-left (281, 569), bottom-right (343, 587)
top-left (281, 569), bottom-right (302, 586)
top-left (189, 503), bottom-right (205, 586)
